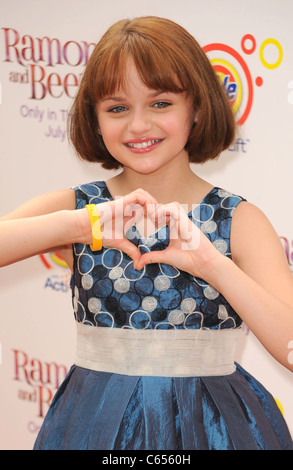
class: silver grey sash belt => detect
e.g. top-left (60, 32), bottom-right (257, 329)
top-left (75, 322), bottom-right (243, 377)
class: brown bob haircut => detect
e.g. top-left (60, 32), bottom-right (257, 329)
top-left (69, 16), bottom-right (235, 169)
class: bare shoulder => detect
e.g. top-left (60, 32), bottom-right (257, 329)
top-left (231, 201), bottom-right (285, 266)
top-left (0, 188), bottom-right (76, 220)
top-left (231, 200), bottom-right (293, 300)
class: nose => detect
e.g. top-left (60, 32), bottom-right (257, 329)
top-left (127, 108), bottom-right (152, 135)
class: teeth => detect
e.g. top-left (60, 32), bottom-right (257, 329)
top-left (127, 139), bottom-right (161, 149)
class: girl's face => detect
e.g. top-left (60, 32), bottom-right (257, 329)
top-left (96, 59), bottom-right (196, 175)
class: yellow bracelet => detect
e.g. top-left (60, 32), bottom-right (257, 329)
top-left (85, 204), bottom-right (102, 251)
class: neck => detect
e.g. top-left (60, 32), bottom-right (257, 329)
top-left (109, 155), bottom-right (199, 204)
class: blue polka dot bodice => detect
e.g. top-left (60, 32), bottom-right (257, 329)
top-left (71, 181), bottom-right (246, 330)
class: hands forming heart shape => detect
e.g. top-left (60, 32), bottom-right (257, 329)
top-left (93, 189), bottom-right (219, 279)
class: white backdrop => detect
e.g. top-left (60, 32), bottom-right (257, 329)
top-left (0, 0), bottom-right (292, 450)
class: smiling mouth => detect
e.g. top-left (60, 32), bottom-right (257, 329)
top-left (125, 139), bottom-right (163, 150)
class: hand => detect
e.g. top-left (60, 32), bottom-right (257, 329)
top-left (95, 189), bottom-right (157, 268)
top-left (135, 201), bottom-right (221, 279)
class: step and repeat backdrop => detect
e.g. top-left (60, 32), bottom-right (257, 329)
top-left (0, 0), bottom-right (292, 450)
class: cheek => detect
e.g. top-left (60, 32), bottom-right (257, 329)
top-left (163, 115), bottom-right (192, 142)
top-left (99, 120), bottom-right (121, 145)
top-left (165, 106), bottom-right (192, 128)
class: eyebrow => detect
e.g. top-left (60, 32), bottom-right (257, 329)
top-left (101, 96), bottom-right (125, 103)
top-left (101, 90), bottom-right (170, 103)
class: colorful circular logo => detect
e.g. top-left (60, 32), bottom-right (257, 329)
top-left (39, 253), bottom-right (68, 269)
top-left (203, 42), bottom-right (253, 126)
top-left (210, 58), bottom-right (242, 116)
top-left (204, 35), bottom-right (283, 126)
top-left (274, 397), bottom-right (284, 415)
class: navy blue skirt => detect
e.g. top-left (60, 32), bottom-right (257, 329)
top-left (33, 363), bottom-right (292, 450)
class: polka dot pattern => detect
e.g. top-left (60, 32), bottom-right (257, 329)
top-left (71, 181), bottom-right (246, 330)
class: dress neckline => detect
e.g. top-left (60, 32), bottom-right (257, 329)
top-left (98, 181), bottom-right (218, 240)
top-left (101, 180), bottom-right (217, 217)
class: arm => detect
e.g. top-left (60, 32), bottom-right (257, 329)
top-left (216, 202), bottom-right (293, 371)
top-left (137, 201), bottom-right (293, 371)
top-left (0, 209), bottom-right (92, 267)
top-left (0, 187), bottom-right (158, 269)
top-left (0, 189), bottom-right (92, 267)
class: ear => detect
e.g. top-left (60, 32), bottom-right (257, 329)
top-left (190, 110), bottom-right (197, 130)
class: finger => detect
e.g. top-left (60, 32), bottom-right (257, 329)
top-left (151, 204), bottom-right (170, 227)
top-left (153, 202), bottom-right (181, 224)
top-left (153, 203), bottom-right (199, 245)
top-left (123, 189), bottom-right (158, 215)
top-left (136, 250), bottom-right (167, 270)
top-left (123, 203), bottom-right (144, 223)
top-left (116, 240), bottom-right (142, 268)
top-left (153, 203), bottom-right (181, 240)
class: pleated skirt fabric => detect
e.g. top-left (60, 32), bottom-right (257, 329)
top-left (34, 363), bottom-right (293, 450)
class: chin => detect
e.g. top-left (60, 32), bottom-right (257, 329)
top-left (126, 162), bottom-right (162, 175)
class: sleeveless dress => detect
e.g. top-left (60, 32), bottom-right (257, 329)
top-left (34, 181), bottom-right (293, 450)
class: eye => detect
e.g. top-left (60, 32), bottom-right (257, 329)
top-left (153, 101), bottom-right (172, 109)
top-left (107, 105), bottom-right (128, 113)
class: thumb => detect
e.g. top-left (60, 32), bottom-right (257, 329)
top-left (117, 239), bottom-right (142, 268)
top-left (135, 250), bottom-right (164, 270)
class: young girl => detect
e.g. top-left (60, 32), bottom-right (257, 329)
top-left (1, 16), bottom-right (293, 450)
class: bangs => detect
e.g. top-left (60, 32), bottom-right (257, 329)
top-left (90, 33), bottom-right (188, 102)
